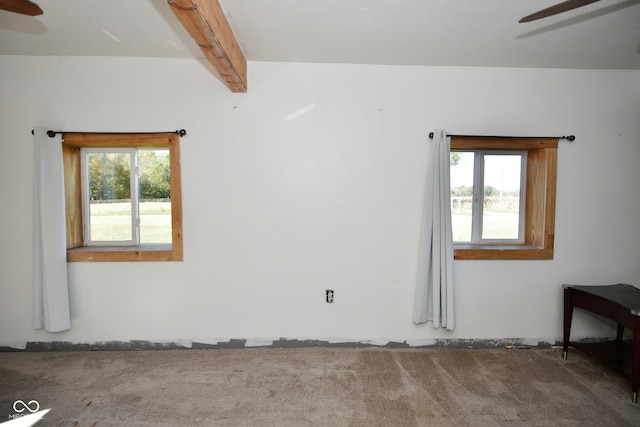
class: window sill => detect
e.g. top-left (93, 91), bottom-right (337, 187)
top-left (67, 244), bottom-right (182, 262)
top-left (454, 244), bottom-right (553, 260)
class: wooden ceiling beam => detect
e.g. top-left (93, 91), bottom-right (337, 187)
top-left (168, 0), bottom-right (247, 93)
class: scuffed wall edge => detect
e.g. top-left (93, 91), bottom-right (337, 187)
top-left (0, 337), bottom-right (559, 352)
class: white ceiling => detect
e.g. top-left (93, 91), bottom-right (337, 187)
top-left (1, 0), bottom-right (639, 70)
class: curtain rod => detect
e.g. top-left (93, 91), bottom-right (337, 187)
top-left (428, 132), bottom-right (575, 141)
top-left (31, 129), bottom-right (187, 138)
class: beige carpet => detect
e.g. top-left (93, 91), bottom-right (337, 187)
top-left (1, 347), bottom-right (639, 426)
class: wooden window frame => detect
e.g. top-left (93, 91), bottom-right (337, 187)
top-left (62, 133), bottom-right (183, 262)
top-left (451, 137), bottom-right (557, 260)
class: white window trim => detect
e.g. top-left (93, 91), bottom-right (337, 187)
top-left (80, 147), bottom-right (139, 246)
top-left (453, 149), bottom-right (527, 245)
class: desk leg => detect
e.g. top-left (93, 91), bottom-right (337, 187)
top-left (633, 317), bottom-right (640, 403)
top-left (563, 288), bottom-right (573, 361)
top-left (616, 324), bottom-right (624, 358)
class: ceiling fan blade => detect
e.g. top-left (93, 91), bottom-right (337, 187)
top-left (519, 0), bottom-right (600, 23)
top-left (0, 0), bottom-right (43, 16)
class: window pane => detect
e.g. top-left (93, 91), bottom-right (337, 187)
top-left (450, 151), bottom-right (474, 242)
top-left (87, 152), bottom-right (132, 241)
top-left (139, 149), bottom-right (172, 244)
top-left (482, 154), bottom-right (521, 240)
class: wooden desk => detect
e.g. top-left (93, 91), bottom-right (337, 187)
top-left (563, 284), bottom-right (640, 402)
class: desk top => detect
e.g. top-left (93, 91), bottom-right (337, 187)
top-left (564, 284), bottom-right (640, 315)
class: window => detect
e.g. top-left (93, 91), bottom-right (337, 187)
top-left (62, 133), bottom-right (183, 262)
top-left (451, 151), bottom-right (527, 244)
top-left (449, 137), bottom-right (557, 260)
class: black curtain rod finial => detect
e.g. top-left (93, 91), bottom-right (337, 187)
top-left (30, 129), bottom-right (56, 137)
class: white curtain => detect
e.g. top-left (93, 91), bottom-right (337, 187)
top-left (33, 126), bottom-right (71, 332)
top-left (414, 129), bottom-right (455, 330)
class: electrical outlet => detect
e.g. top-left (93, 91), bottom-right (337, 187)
top-left (326, 289), bottom-right (334, 303)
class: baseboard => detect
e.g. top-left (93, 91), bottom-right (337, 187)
top-left (0, 338), bottom-right (556, 352)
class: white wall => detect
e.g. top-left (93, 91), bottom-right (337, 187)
top-left (1, 56), bottom-right (639, 348)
